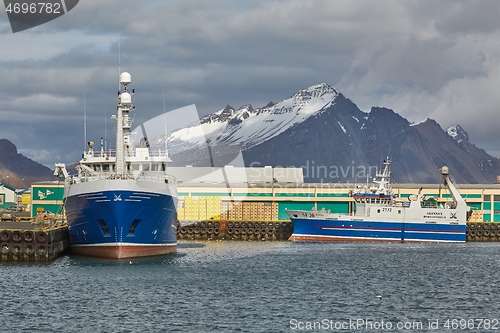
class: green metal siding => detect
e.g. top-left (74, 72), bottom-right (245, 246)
top-left (484, 214), bottom-right (492, 222)
top-left (275, 193), bottom-right (315, 197)
top-left (317, 202), bottom-right (349, 214)
top-left (317, 193), bottom-right (350, 198)
top-left (484, 202), bottom-right (492, 210)
top-left (442, 193), bottom-right (482, 199)
top-left (32, 203), bottom-right (63, 216)
top-left (32, 186), bottom-right (64, 201)
top-left (467, 203), bottom-right (481, 210)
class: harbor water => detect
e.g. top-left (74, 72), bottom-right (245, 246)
top-left (1, 241), bottom-right (499, 332)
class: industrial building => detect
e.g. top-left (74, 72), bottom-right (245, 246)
top-left (22, 167), bottom-right (500, 223)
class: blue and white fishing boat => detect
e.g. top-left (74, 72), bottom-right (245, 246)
top-left (54, 72), bottom-right (178, 258)
top-left (286, 161), bottom-right (467, 242)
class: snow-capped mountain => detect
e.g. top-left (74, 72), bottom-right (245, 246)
top-left (446, 124), bottom-right (469, 143)
top-left (162, 83), bottom-right (500, 184)
top-left (167, 83), bottom-right (339, 152)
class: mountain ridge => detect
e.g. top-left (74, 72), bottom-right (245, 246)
top-left (0, 139), bottom-right (55, 188)
top-left (163, 83), bottom-right (500, 184)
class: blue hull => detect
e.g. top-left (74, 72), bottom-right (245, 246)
top-left (289, 218), bottom-right (466, 242)
top-left (65, 189), bottom-right (177, 258)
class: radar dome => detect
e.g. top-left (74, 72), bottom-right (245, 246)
top-left (120, 72), bottom-right (132, 85)
top-left (121, 92), bottom-right (132, 105)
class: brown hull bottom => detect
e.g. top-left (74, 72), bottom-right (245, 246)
top-left (71, 243), bottom-right (177, 259)
top-left (288, 235), bottom-right (421, 242)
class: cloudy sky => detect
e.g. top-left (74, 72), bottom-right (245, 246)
top-left (1, 0), bottom-right (500, 167)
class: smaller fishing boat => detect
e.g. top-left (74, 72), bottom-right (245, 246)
top-left (286, 161), bottom-right (468, 242)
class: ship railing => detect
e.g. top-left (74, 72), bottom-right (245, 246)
top-left (66, 172), bottom-right (177, 185)
top-left (82, 148), bottom-right (170, 159)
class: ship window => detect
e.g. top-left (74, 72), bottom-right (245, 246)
top-left (161, 163), bottom-right (166, 171)
top-left (131, 163), bottom-right (140, 171)
top-left (98, 219), bottom-right (111, 237)
top-left (95, 164), bottom-right (102, 172)
top-left (377, 209), bottom-right (380, 213)
top-left (484, 195), bottom-right (491, 201)
top-left (128, 219), bottom-right (141, 236)
top-left (398, 210), bottom-right (401, 214)
top-left (103, 164), bottom-right (110, 172)
top-left (495, 195), bottom-right (500, 202)
top-left (143, 164), bottom-right (150, 171)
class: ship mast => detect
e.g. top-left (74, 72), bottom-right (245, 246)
top-left (115, 72), bottom-right (133, 176)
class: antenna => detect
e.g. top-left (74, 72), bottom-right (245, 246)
top-left (84, 91), bottom-right (86, 152)
top-left (163, 91), bottom-right (168, 154)
top-left (118, 40), bottom-right (121, 91)
top-left (104, 109), bottom-right (107, 151)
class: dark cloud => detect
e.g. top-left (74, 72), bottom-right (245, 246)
top-left (1, 0), bottom-right (500, 167)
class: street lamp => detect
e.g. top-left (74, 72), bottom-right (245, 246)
top-left (16, 178), bottom-right (25, 189)
top-left (0, 175), bottom-right (9, 186)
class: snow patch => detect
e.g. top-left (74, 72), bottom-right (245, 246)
top-left (167, 83), bottom-right (339, 151)
top-left (337, 121), bottom-right (346, 133)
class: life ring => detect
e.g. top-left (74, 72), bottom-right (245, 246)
top-left (11, 230), bottom-right (22, 243)
top-left (24, 243), bottom-right (35, 256)
top-left (35, 231), bottom-right (47, 243)
top-left (0, 230), bottom-right (11, 242)
top-left (1, 242), bottom-right (10, 255)
top-left (23, 231), bottom-right (34, 242)
top-left (36, 244), bottom-right (47, 256)
top-left (11, 244), bottom-right (22, 255)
